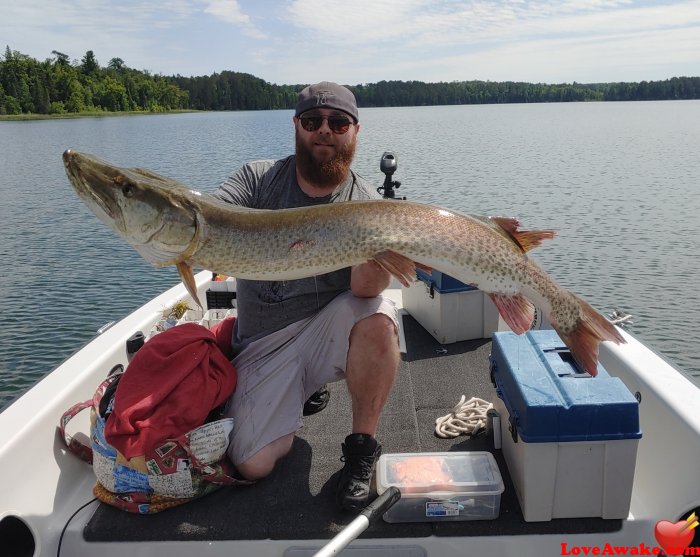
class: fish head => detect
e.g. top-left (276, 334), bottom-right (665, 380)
top-left (63, 150), bottom-right (199, 267)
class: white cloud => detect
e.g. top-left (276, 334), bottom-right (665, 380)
top-left (201, 0), bottom-right (267, 38)
top-left (1, 0), bottom-right (698, 82)
top-left (202, 0), bottom-right (250, 24)
top-left (287, 0), bottom-right (425, 42)
top-left (272, 0), bottom-right (700, 83)
top-left (381, 24), bottom-right (700, 83)
top-left (0, 0), bottom-right (196, 66)
top-left (285, 0), bottom-right (700, 48)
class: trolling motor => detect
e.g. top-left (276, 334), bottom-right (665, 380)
top-left (377, 151), bottom-right (404, 199)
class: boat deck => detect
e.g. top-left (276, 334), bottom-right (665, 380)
top-left (84, 314), bottom-right (621, 544)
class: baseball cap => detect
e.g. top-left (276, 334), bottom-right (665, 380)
top-left (295, 81), bottom-right (359, 122)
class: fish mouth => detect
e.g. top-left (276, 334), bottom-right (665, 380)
top-left (63, 150), bottom-right (124, 231)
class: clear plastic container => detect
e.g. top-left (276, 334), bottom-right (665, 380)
top-left (376, 451), bottom-right (504, 523)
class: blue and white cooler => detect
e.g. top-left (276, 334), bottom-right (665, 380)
top-left (490, 330), bottom-right (642, 522)
top-left (402, 269), bottom-right (505, 343)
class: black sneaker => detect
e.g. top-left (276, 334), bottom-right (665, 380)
top-left (303, 385), bottom-right (330, 416)
top-left (335, 433), bottom-right (382, 511)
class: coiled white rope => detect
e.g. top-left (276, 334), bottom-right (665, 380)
top-left (435, 396), bottom-right (493, 439)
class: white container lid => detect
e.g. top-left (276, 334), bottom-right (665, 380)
top-left (377, 451), bottom-right (504, 495)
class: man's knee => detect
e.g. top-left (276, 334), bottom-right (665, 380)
top-left (236, 456), bottom-right (275, 481)
top-left (232, 433), bottom-right (295, 480)
top-left (352, 312), bottom-right (397, 337)
top-left (350, 313), bottom-right (398, 350)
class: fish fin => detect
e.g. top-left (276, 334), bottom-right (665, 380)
top-left (176, 262), bottom-right (202, 308)
top-left (555, 294), bottom-right (626, 377)
top-left (491, 216), bottom-right (556, 253)
top-left (488, 293), bottom-right (535, 334)
top-left (373, 250), bottom-right (423, 287)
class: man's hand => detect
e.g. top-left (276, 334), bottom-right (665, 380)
top-left (351, 261), bottom-right (392, 298)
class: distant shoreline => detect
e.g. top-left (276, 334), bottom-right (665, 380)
top-left (4, 47), bottom-right (699, 118)
top-left (0, 109), bottom-right (200, 122)
top-left (4, 98), bottom-right (700, 122)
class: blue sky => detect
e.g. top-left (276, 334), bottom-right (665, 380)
top-left (2, 0), bottom-right (699, 85)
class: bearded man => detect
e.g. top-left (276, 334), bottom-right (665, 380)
top-left (214, 82), bottom-right (399, 512)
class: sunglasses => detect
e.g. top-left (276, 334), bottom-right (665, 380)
top-left (298, 114), bottom-right (354, 134)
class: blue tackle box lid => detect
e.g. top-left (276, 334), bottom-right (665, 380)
top-left (490, 330), bottom-right (642, 443)
top-left (415, 268), bottom-right (477, 294)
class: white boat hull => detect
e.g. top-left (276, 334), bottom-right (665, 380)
top-left (1, 271), bottom-right (699, 556)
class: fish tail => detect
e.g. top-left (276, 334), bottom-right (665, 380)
top-left (554, 294), bottom-right (626, 377)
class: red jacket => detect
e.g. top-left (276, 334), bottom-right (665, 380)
top-left (105, 322), bottom-right (237, 459)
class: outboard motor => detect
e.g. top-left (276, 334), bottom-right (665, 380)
top-left (377, 151), bottom-right (404, 199)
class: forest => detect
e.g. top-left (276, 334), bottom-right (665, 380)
top-left (2, 47), bottom-right (700, 117)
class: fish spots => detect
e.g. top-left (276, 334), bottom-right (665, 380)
top-left (548, 292), bottom-right (581, 333)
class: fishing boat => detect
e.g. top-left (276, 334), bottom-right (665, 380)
top-left (1, 262), bottom-right (699, 557)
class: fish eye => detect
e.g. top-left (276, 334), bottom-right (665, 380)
top-left (114, 174), bottom-right (135, 197)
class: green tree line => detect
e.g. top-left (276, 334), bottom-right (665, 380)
top-left (0, 47), bottom-right (188, 115)
top-left (169, 71), bottom-right (300, 111)
top-left (2, 46), bottom-right (700, 116)
top-left (350, 77), bottom-right (700, 105)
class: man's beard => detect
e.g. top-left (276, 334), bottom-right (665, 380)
top-left (295, 130), bottom-right (356, 190)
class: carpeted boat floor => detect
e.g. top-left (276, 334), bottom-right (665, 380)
top-left (84, 314), bottom-right (621, 542)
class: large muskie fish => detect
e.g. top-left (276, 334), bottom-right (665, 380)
top-left (63, 150), bottom-right (624, 376)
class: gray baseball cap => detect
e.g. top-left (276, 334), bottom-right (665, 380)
top-left (295, 81), bottom-right (359, 122)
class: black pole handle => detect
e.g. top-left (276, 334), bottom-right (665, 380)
top-left (360, 486), bottom-right (401, 523)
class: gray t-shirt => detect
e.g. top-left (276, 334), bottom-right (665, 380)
top-left (213, 155), bottom-right (380, 353)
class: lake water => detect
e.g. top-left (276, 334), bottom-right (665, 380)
top-left (1, 102), bottom-right (699, 412)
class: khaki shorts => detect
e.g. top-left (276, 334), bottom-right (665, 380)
top-left (224, 291), bottom-right (398, 465)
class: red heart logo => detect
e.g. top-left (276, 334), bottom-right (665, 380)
top-left (654, 519), bottom-right (696, 556)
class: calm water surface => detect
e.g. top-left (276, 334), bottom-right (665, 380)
top-left (1, 102), bottom-right (699, 411)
